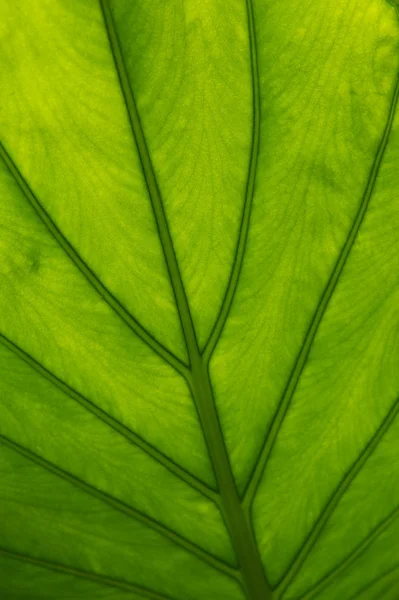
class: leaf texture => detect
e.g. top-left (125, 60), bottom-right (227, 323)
top-left (1, 0), bottom-right (399, 599)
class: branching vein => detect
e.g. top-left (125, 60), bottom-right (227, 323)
top-left (299, 503), bottom-right (399, 600)
top-left (203, 0), bottom-right (260, 364)
top-left (4, 0), bottom-right (396, 597)
top-left (0, 332), bottom-right (216, 503)
top-left (100, 1), bottom-right (272, 598)
top-left (346, 562), bottom-right (399, 600)
top-left (275, 394), bottom-right (399, 598)
top-left (0, 547), bottom-right (172, 600)
top-left (0, 434), bottom-right (238, 581)
top-left (243, 62), bottom-right (399, 511)
top-left (99, 0), bottom-right (199, 367)
top-left (0, 142), bottom-right (188, 380)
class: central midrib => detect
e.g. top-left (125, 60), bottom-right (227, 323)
top-left (188, 356), bottom-right (273, 600)
top-left (100, 1), bottom-right (272, 598)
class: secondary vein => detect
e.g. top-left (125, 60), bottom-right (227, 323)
top-left (203, 0), bottom-right (260, 364)
top-left (99, 0), bottom-right (199, 366)
top-left (0, 142), bottom-right (188, 380)
top-left (346, 562), bottom-right (399, 600)
top-left (300, 503), bottom-right (399, 600)
top-left (243, 61), bottom-right (399, 511)
top-left (100, 1), bottom-right (272, 598)
top-left (274, 394), bottom-right (399, 599)
top-left (0, 332), bottom-right (217, 503)
top-left (0, 547), bottom-right (172, 600)
top-left (0, 434), bottom-right (237, 581)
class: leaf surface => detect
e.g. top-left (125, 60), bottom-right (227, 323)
top-left (1, 0), bottom-right (399, 599)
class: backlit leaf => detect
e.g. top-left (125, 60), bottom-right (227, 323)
top-left (1, 0), bottom-right (399, 599)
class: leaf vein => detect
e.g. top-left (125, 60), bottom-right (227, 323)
top-left (0, 547), bottom-right (172, 600)
top-left (346, 562), bottom-right (399, 600)
top-left (99, 2), bottom-right (273, 598)
top-left (299, 502), bottom-right (399, 600)
top-left (275, 393), bottom-right (399, 598)
top-left (99, 0), bottom-right (199, 366)
top-left (0, 142), bottom-right (188, 380)
top-left (243, 61), bottom-right (399, 509)
top-left (0, 434), bottom-right (239, 581)
top-left (203, 0), bottom-right (260, 363)
top-left (0, 332), bottom-right (218, 503)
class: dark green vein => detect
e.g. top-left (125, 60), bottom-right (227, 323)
top-left (186, 362), bottom-right (273, 600)
top-left (100, 2), bottom-right (272, 598)
top-left (203, 0), bottom-right (260, 364)
top-left (346, 562), bottom-right (399, 600)
top-left (0, 547), bottom-right (172, 600)
top-left (274, 394), bottom-right (399, 599)
top-left (99, 0), bottom-right (199, 367)
top-left (0, 332), bottom-right (217, 503)
top-left (360, 580), bottom-right (399, 600)
top-left (243, 64), bottom-right (399, 510)
top-left (0, 434), bottom-right (239, 581)
top-left (299, 503), bottom-right (399, 600)
top-left (0, 142), bottom-right (188, 380)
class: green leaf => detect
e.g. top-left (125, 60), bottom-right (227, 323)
top-left (1, 0), bottom-right (399, 599)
